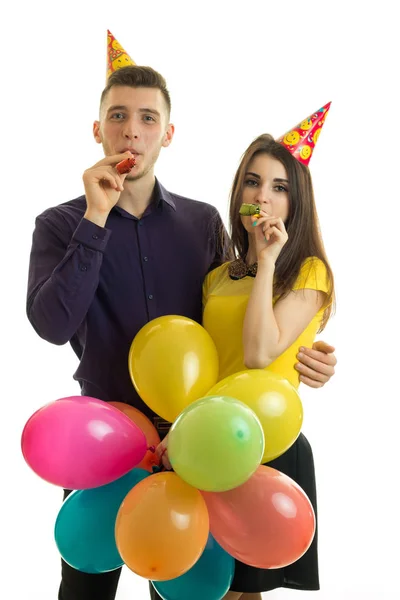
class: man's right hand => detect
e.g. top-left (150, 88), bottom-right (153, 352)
top-left (155, 435), bottom-right (173, 471)
top-left (82, 151), bottom-right (134, 227)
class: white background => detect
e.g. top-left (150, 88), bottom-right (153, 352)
top-left (1, 1), bottom-right (399, 599)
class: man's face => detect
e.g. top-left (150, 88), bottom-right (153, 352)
top-left (94, 85), bottom-right (174, 181)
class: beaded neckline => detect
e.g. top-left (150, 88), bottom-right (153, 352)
top-left (228, 258), bottom-right (258, 280)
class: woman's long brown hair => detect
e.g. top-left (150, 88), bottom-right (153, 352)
top-left (229, 134), bottom-right (335, 331)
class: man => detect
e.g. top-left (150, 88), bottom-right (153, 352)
top-left (27, 60), bottom-right (336, 600)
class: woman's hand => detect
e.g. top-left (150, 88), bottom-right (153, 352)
top-left (252, 210), bottom-right (288, 264)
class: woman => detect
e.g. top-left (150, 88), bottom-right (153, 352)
top-left (157, 105), bottom-right (335, 599)
top-left (202, 114), bottom-right (334, 598)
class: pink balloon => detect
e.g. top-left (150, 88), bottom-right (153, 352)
top-left (21, 396), bottom-right (147, 489)
top-left (202, 465), bottom-right (315, 569)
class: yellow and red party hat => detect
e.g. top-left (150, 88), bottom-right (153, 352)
top-left (277, 102), bottom-right (331, 166)
top-left (107, 30), bottom-right (136, 80)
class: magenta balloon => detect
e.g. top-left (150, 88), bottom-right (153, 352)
top-left (21, 396), bottom-right (147, 489)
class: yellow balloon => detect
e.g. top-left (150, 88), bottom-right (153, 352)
top-left (208, 370), bottom-right (303, 463)
top-left (129, 316), bottom-right (219, 422)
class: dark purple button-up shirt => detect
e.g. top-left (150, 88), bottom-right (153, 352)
top-left (27, 179), bottom-right (228, 424)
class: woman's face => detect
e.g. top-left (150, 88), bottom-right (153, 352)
top-left (240, 153), bottom-right (290, 234)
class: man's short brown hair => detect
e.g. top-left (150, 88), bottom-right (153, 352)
top-left (100, 66), bottom-right (171, 116)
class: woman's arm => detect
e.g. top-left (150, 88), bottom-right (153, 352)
top-left (243, 256), bottom-right (326, 367)
top-left (243, 212), bottom-right (328, 369)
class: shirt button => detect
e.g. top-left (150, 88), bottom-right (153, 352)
top-left (143, 256), bottom-right (148, 262)
top-left (138, 221), bottom-right (143, 227)
top-left (148, 294), bottom-right (154, 300)
top-left (92, 234), bottom-right (99, 240)
top-left (79, 264), bottom-right (88, 271)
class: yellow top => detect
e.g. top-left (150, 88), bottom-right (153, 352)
top-left (202, 257), bottom-right (330, 389)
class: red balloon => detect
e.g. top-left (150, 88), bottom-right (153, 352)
top-left (202, 465), bottom-right (315, 569)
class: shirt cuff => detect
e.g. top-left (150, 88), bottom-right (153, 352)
top-left (72, 218), bottom-right (111, 252)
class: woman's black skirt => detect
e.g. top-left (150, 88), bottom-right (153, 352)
top-left (230, 432), bottom-right (319, 593)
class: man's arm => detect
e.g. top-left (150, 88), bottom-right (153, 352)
top-left (295, 341), bottom-right (337, 388)
top-left (27, 214), bottom-right (110, 345)
top-left (27, 152), bottom-right (134, 345)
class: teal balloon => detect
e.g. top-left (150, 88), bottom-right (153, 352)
top-left (152, 534), bottom-right (234, 600)
top-left (54, 468), bottom-right (150, 573)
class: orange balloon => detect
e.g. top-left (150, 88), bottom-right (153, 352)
top-left (115, 472), bottom-right (209, 580)
top-left (109, 402), bottom-right (161, 472)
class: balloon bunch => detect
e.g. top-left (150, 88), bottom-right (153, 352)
top-left (21, 315), bottom-right (315, 600)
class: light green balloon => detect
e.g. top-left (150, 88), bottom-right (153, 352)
top-left (168, 395), bottom-right (265, 492)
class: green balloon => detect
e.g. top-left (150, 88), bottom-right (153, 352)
top-left (168, 395), bottom-right (265, 492)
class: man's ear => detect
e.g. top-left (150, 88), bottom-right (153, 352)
top-left (93, 121), bottom-right (102, 144)
top-left (162, 123), bottom-right (175, 148)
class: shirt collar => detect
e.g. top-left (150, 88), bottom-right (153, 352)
top-left (154, 178), bottom-right (176, 211)
top-left (112, 177), bottom-right (176, 219)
